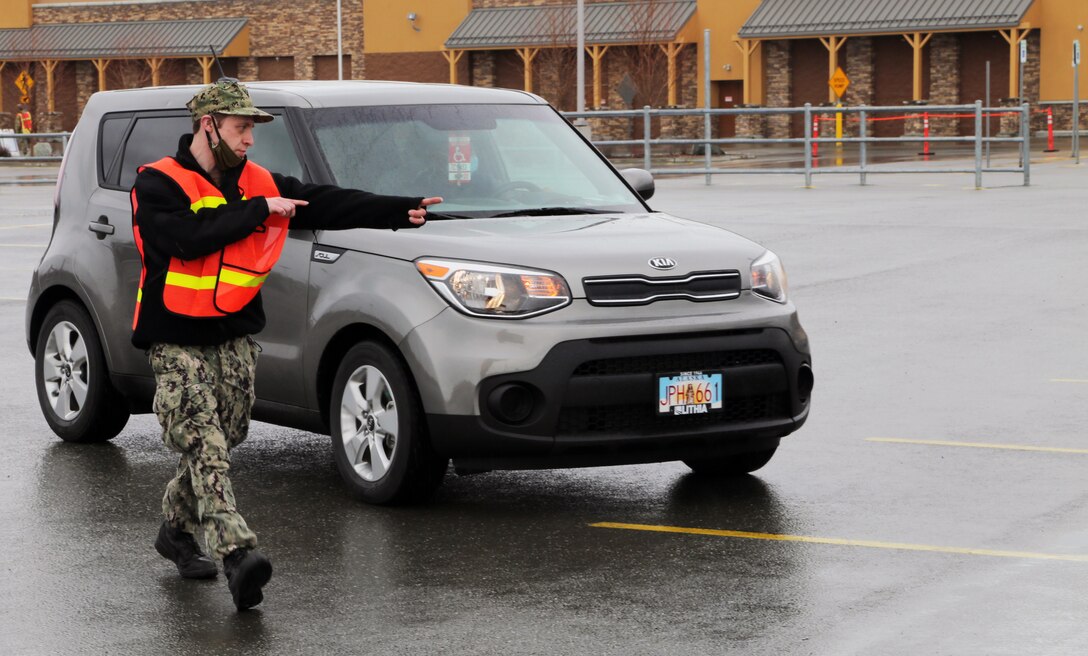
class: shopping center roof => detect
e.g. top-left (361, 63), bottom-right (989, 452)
top-left (0, 18), bottom-right (248, 60)
top-left (738, 0), bottom-right (1035, 39)
top-left (445, 0), bottom-right (697, 49)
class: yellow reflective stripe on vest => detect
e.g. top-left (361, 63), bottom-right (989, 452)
top-left (219, 269), bottom-right (268, 288)
top-left (165, 270), bottom-right (268, 291)
top-left (165, 271), bottom-right (218, 290)
top-left (190, 195), bottom-right (248, 212)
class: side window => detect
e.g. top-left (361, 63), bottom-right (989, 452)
top-left (246, 116), bottom-right (303, 180)
top-left (118, 115), bottom-right (191, 190)
top-left (113, 111), bottom-right (303, 190)
top-left (98, 114), bottom-right (131, 187)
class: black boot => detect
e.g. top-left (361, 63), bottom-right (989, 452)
top-left (223, 548), bottom-right (273, 611)
top-left (154, 522), bottom-right (218, 579)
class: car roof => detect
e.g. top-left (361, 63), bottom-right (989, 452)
top-left (83, 80), bottom-right (548, 115)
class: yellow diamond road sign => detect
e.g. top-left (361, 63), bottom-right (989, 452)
top-left (829, 67), bottom-right (850, 98)
top-left (15, 70), bottom-right (34, 94)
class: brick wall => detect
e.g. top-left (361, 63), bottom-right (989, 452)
top-left (257, 57), bottom-right (295, 81)
top-left (1043, 103), bottom-right (1088, 132)
top-left (365, 52), bottom-right (460, 84)
top-left (32, 0), bottom-right (364, 129)
top-left (314, 55), bottom-right (353, 81)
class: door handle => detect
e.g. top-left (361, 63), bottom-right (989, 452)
top-left (89, 215), bottom-right (115, 239)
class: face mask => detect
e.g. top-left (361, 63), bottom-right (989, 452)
top-left (207, 117), bottom-right (244, 170)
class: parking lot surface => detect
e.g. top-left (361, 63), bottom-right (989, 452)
top-left (1, 156), bottom-right (1086, 655)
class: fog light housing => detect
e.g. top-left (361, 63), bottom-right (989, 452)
top-left (487, 383), bottom-right (537, 424)
top-left (798, 364), bottom-right (814, 403)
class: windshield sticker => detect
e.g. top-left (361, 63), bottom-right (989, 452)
top-left (448, 134), bottom-right (472, 183)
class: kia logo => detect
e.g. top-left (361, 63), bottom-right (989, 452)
top-left (648, 257), bottom-right (676, 270)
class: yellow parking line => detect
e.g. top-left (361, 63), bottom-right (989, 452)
top-left (1052, 378), bottom-right (1088, 384)
top-left (589, 522), bottom-right (1088, 562)
top-left (867, 437), bottom-right (1088, 454)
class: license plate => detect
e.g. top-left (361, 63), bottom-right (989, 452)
top-left (657, 371), bottom-right (723, 415)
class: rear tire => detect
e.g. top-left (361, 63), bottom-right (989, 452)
top-left (683, 447), bottom-right (777, 476)
top-left (34, 300), bottom-right (130, 442)
top-left (329, 341), bottom-right (447, 504)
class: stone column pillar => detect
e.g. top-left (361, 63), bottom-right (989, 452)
top-left (660, 106), bottom-right (705, 155)
top-left (471, 51), bottom-right (497, 87)
top-left (902, 103), bottom-right (927, 136)
top-left (844, 37), bottom-right (873, 137)
top-left (998, 98), bottom-right (1022, 136)
top-left (763, 40), bottom-right (791, 139)
top-left (1023, 32), bottom-right (1043, 132)
top-left (35, 112), bottom-right (64, 155)
top-left (75, 61), bottom-right (96, 120)
top-left (928, 33), bottom-right (960, 136)
top-left (736, 108), bottom-right (765, 138)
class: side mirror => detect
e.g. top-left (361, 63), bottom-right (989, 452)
top-left (619, 168), bottom-right (655, 201)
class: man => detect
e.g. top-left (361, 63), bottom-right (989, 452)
top-left (16, 103), bottom-right (32, 155)
top-left (131, 79), bottom-right (441, 611)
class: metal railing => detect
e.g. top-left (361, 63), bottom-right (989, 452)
top-left (0, 131), bottom-right (70, 162)
top-left (563, 102), bottom-right (1031, 188)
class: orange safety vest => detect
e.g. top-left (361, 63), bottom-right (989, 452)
top-left (131, 157), bottom-right (288, 327)
top-left (17, 111), bottom-right (32, 133)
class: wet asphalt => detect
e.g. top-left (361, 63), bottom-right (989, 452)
top-left (1, 151), bottom-right (1087, 655)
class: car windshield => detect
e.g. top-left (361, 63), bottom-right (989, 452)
top-left (306, 104), bottom-right (644, 217)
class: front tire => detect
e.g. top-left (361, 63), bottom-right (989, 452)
top-left (330, 341), bottom-right (446, 504)
top-left (684, 447), bottom-right (777, 476)
top-left (34, 300), bottom-right (130, 442)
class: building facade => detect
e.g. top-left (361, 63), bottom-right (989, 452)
top-left (1, 0), bottom-right (1086, 140)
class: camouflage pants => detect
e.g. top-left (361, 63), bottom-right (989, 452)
top-left (149, 336), bottom-right (260, 560)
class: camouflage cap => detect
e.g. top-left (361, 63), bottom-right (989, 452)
top-left (186, 78), bottom-right (274, 123)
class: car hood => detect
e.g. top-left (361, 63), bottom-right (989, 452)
top-left (315, 213), bottom-right (767, 295)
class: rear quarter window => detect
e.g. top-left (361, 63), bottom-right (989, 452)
top-left (117, 115), bottom-right (191, 189)
top-left (98, 114), bottom-right (130, 186)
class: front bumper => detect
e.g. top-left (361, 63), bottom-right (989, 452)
top-left (421, 324), bottom-right (811, 468)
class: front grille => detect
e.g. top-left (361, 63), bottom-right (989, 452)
top-left (583, 270), bottom-right (741, 306)
top-left (572, 349), bottom-right (780, 377)
top-left (557, 394), bottom-right (788, 435)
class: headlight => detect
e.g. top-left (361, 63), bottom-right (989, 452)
top-left (416, 258), bottom-right (571, 318)
top-left (751, 250), bottom-right (788, 303)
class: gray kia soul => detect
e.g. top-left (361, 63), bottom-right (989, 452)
top-left (26, 81), bottom-right (813, 504)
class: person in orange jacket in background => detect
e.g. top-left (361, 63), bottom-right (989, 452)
top-left (16, 103), bottom-right (33, 155)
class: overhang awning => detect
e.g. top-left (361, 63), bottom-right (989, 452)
top-left (738, 0), bottom-right (1035, 39)
top-left (445, 0), bottom-right (697, 49)
top-left (0, 18), bottom-right (249, 61)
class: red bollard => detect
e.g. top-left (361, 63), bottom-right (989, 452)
top-left (917, 112), bottom-right (932, 157)
top-left (812, 116), bottom-right (819, 158)
top-left (1044, 106), bottom-right (1059, 152)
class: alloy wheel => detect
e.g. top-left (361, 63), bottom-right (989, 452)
top-left (41, 320), bottom-right (89, 421)
top-left (338, 365), bottom-right (399, 481)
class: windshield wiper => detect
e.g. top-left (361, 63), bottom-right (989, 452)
top-left (488, 207), bottom-right (617, 218)
top-left (423, 211), bottom-right (477, 220)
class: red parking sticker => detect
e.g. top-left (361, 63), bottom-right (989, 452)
top-left (449, 134), bottom-right (472, 183)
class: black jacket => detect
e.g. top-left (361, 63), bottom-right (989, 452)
top-left (131, 133), bottom-right (423, 349)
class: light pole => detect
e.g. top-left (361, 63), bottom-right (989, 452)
top-left (337, 0), bottom-right (343, 80)
top-left (576, 0), bottom-right (585, 114)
